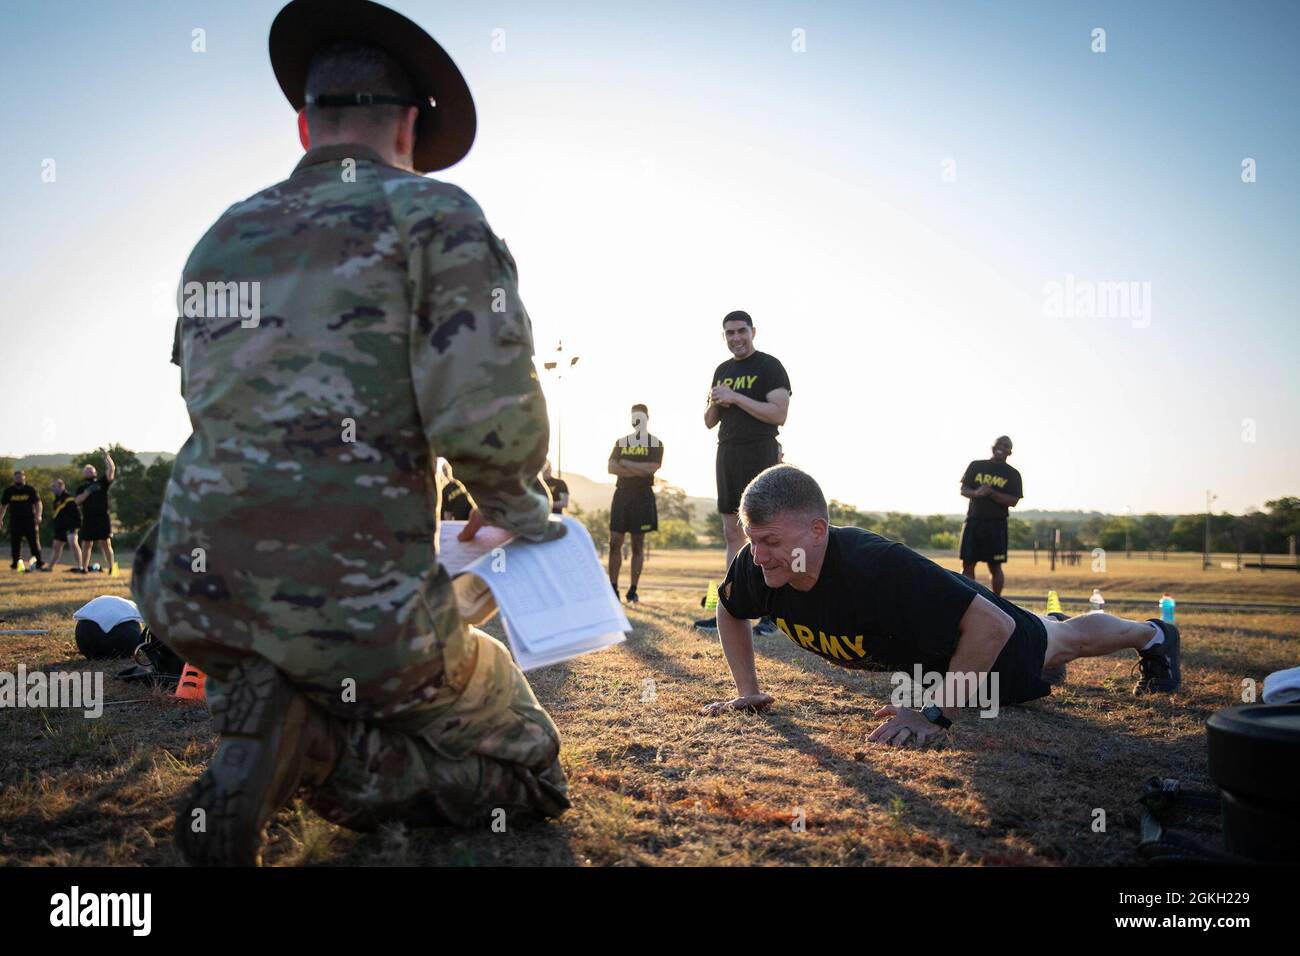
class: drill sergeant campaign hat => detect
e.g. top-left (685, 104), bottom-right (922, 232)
top-left (269, 0), bottom-right (476, 172)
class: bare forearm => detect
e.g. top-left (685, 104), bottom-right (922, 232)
top-left (729, 394), bottom-right (785, 426)
top-left (718, 608), bottom-right (762, 697)
top-left (618, 461), bottom-right (659, 478)
top-left (943, 597), bottom-right (1015, 719)
top-left (704, 403), bottom-right (721, 429)
top-left (989, 492), bottom-right (1019, 508)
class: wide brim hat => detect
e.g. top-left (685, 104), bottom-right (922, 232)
top-left (269, 0), bottom-right (476, 172)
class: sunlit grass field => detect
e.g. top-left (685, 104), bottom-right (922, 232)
top-left (1, 547), bottom-right (1295, 865)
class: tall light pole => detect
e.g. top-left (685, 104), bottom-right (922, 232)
top-left (542, 340), bottom-right (580, 478)
top-left (1203, 490), bottom-right (1217, 570)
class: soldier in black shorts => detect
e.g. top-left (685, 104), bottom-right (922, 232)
top-left (701, 465), bottom-right (1183, 747)
top-left (74, 449), bottom-right (117, 575)
top-left (47, 478), bottom-right (87, 572)
top-left (697, 310), bottom-right (791, 633)
top-left (607, 404), bottom-right (662, 603)
top-left (959, 436), bottom-right (1023, 596)
top-left (2, 470), bottom-right (44, 571)
top-left (542, 460), bottom-right (569, 515)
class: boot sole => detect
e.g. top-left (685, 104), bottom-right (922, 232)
top-left (175, 659), bottom-right (315, 866)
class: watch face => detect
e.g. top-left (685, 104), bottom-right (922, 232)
top-left (922, 706), bottom-right (949, 726)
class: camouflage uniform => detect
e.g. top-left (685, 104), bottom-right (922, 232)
top-left (132, 143), bottom-right (568, 827)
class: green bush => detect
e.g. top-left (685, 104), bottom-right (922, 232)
top-left (647, 518), bottom-right (698, 549)
top-left (928, 531), bottom-right (958, 550)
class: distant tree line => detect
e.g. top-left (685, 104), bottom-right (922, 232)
top-left (826, 498), bottom-right (1300, 555)
top-left (572, 488), bottom-right (1300, 556)
top-left (5, 450), bottom-right (1296, 557)
top-left (0, 446), bottom-right (174, 549)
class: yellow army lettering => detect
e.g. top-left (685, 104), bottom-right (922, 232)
top-left (973, 473), bottom-right (1008, 488)
top-left (775, 618), bottom-right (867, 661)
top-left (717, 374), bottom-right (759, 390)
top-left (620, 445), bottom-right (650, 456)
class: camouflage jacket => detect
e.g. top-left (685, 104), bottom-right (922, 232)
top-left (132, 143), bottom-right (551, 714)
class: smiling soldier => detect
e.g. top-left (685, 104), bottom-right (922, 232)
top-left (702, 465), bottom-right (1182, 747)
top-left (696, 310), bottom-right (791, 636)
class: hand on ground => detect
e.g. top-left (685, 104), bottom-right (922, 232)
top-left (701, 693), bottom-right (773, 716)
top-left (868, 704), bottom-right (948, 748)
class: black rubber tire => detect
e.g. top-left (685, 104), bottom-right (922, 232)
top-left (1220, 788), bottom-right (1300, 863)
top-left (1206, 704), bottom-right (1300, 801)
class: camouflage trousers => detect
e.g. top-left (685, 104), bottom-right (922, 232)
top-left (194, 627), bottom-right (569, 831)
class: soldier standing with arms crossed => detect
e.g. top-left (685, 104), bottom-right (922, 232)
top-left (695, 311), bottom-right (791, 636)
top-left (134, 0), bottom-right (568, 865)
top-left (607, 404), bottom-right (663, 603)
top-left (959, 436), bottom-right (1023, 596)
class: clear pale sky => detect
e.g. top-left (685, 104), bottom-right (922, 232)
top-left (3, 0), bottom-right (1297, 515)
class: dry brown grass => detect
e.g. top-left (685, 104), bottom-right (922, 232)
top-left (1, 549), bottom-right (1295, 866)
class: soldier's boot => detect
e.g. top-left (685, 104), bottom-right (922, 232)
top-left (175, 657), bottom-right (341, 866)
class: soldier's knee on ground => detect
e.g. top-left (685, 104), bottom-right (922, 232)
top-left (306, 737), bottom-right (569, 831)
top-left (413, 627), bottom-right (565, 771)
top-left (304, 628), bottom-right (569, 831)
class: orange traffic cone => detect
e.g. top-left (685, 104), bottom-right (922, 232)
top-left (175, 663), bottom-right (207, 701)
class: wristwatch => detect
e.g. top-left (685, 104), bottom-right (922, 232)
top-left (920, 705), bottom-right (952, 729)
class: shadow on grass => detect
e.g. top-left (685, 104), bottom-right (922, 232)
top-left (618, 607), bottom-right (1220, 866)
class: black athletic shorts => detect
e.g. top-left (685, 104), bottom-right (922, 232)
top-left (80, 513), bottom-right (112, 542)
top-left (960, 517), bottom-right (1008, 564)
top-left (987, 609), bottom-right (1051, 705)
top-left (716, 436), bottom-right (781, 514)
top-left (610, 487), bottom-right (657, 534)
top-left (52, 519), bottom-right (80, 541)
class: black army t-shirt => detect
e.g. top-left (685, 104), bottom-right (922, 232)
top-left (609, 434), bottom-right (663, 492)
top-left (710, 351), bottom-right (791, 444)
top-left (441, 479), bottom-right (473, 521)
top-left (77, 477), bottom-right (113, 519)
top-left (718, 526), bottom-right (1046, 683)
top-left (1, 484), bottom-right (40, 523)
top-left (544, 476), bottom-right (569, 514)
top-left (51, 491), bottom-right (81, 529)
top-left (961, 459), bottom-right (1023, 520)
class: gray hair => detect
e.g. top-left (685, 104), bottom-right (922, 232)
top-left (739, 464), bottom-right (828, 526)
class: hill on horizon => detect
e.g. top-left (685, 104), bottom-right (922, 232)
top-left (3, 451), bottom-right (176, 469)
top-left (0, 455), bottom-right (1180, 521)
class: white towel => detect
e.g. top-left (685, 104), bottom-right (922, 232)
top-left (73, 595), bottom-right (143, 633)
top-left (1262, 666), bottom-right (1300, 704)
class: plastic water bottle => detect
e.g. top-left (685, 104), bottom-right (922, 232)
top-left (1160, 594), bottom-right (1176, 624)
top-left (1089, 588), bottom-right (1105, 613)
